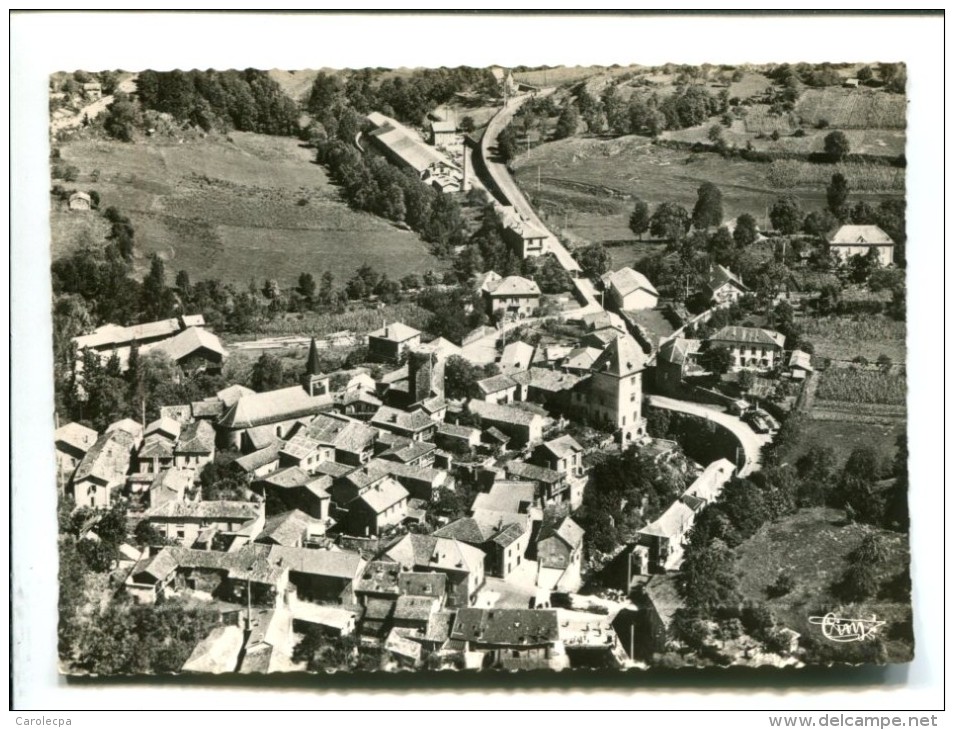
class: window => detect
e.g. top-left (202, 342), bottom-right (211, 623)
top-left (631, 376), bottom-right (637, 385)
top-left (622, 416), bottom-right (626, 426)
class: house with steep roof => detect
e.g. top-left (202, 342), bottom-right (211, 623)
top-left (703, 265), bottom-right (748, 305)
top-left (254, 468), bottom-right (331, 520)
top-left (373, 459), bottom-right (452, 502)
top-left (302, 413), bottom-right (376, 466)
top-left (385, 534), bottom-right (486, 608)
top-left (151, 326), bottom-right (226, 375)
top-left (533, 435), bottom-right (584, 480)
top-left (482, 275), bottom-right (542, 320)
top-left (536, 511), bottom-right (585, 592)
top-left (148, 467), bottom-right (195, 509)
top-left (368, 322), bottom-right (422, 363)
top-left (471, 481), bottom-right (537, 515)
top-left (54, 422), bottom-right (98, 481)
top-left (435, 421), bottom-right (482, 453)
top-left (655, 337), bottom-right (704, 395)
top-left (498, 340), bottom-right (535, 376)
top-left (181, 625), bottom-right (245, 674)
top-left (234, 443), bottom-right (282, 479)
top-left (477, 373), bottom-right (519, 405)
top-left (378, 438), bottom-right (436, 468)
top-left (827, 224), bottom-right (895, 266)
top-left (708, 326), bottom-right (786, 371)
top-left (603, 268), bottom-right (659, 311)
top-left (72, 428), bottom-right (137, 508)
top-left (434, 510), bottom-right (531, 580)
top-left (344, 476), bottom-right (409, 537)
top-left (174, 419), bottom-right (216, 471)
top-left (570, 334), bottom-right (648, 445)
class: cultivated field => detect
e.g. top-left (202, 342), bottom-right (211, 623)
top-left (799, 314), bottom-right (906, 364)
top-left (735, 507), bottom-right (912, 664)
top-left (52, 133), bottom-right (445, 286)
top-left (800, 417), bottom-right (904, 465)
top-left (767, 159), bottom-right (905, 192)
top-left (815, 369), bottom-right (906, 406)
top-left (795, 88), bottom-right (907, 129)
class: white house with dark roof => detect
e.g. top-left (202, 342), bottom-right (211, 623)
top-left (385, 533), bottom-right (486, 608)
top-left (498, 340), bottom-right (535, 376)
top-left (536, 512), bottom-right (585, 592)
top-left (703, 265), bottom-right (748, 305)
top-left (72, 427), bottom-right (137, 508)
top-left (476, 373), bottom-right (519, 405)
top-left (603, 268), bottom-right (659, 311)
top-left (533, 435), bottom-right (584, 480)
top-left (482, 275), bottom-right (542, 320)
top-left (708, 326), bottom-right (786, 371)
top-left (827, 224), bottom-right (895, 266)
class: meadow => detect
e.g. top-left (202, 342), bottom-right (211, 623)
top-left (794, 87), bottom-right (907, 129)
top-left (52, 132), bottom-right (445, 286)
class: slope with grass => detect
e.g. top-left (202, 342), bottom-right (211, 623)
top-left (52, 132), bottom-right (445, 286)
top-left (735, 507), bottom-right (912, 664)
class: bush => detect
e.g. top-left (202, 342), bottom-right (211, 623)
top-left (766, 572), bottom-right (796, 598)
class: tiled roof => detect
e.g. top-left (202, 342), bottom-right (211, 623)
top-left (657, 337), bottom-right (702, 366)
top-left (54, 422), bottom-right (98, 454)
top-left (145, 416), bottom-right (181, 440)
top-left (506, 461), bottom-right (562, 485)
top-left (152, 326), bottom-right (225, 363)
top-left (263, 467), bottom-right (311, 489)
top-left (145, 500), bottom-right (260, 522)
top-left (217, 385), bottom-right (256, 408)
top-left (138, 436), bottom-right (176, 459)
top-left (477, 373), bottom-right (518, 395)
top-left (386, 534), bottom-right (485, 574)
top-left (471, 481), bottom-right (536, 514)
top-left (368, 321), bottom-right (421, 344)
top-left (437, 422), bottom-right (480, 440)
top-left (607, 267), bottom-right (658, 298)
top-left (218, 386), bottom-right (333, 430)
top-left (269, 545), bottom-right (364, 580)
top-left (234, 444), bottom-right (282, 473)
top-left (451, 608), bottom-right (559, 646)
top-left (257, 510), bottom-right (311, 546)
top-left (468, 400), bottom-right (543, 427)
top-left (357, 477), bottom-right (409, 513)
top-left (356, 560), bottom-right (402, 595)
top-left (394, 595), bottom-right (440, 623)
top-left (397, 571), bottom-right (447, 598)
top-left (73, 429), bottom-right (136, 485)
top-left (433, 517), bottom-right (492, 544)
top-left (371, 406), bottom-right (435, 434)
top-left (484, 275), bottom-right (541, 298)
top-left (499, 341), bottom-right (535, 374)
top-left (707, 264), bottom-right (747, 293)
top-left (709, 326), bottom-right (785, 349)
top-left (176, 420), bottom-right (215, 455)
top-left (538, 515), bottom-right (584, 549)
top-left (591, 334), bottom-right (647, 376)
top-left (540, 434), bottom-right (583, 460)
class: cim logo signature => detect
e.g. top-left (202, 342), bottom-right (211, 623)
top-left (808, 613), bottom-right (886, 643)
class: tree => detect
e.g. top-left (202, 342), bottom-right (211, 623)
top-left (141, 254), bottom-right (176, 321)
top-left (769, 195), bottom-right (802, 235)
top-left (707, 124), bottom-right (724, 144)
top-left (650, 202), bottom-right (691, 243)
top-left (857, 65), bottom-right (874, 83)
top-left (533, 254), bottom-right (573, 294)
top-left (102, 93), bottom-right (141, 142)
top-left (553, 103), bottom-right (580, 140)
top-left (699, 345), bottom-right (732, 375)
top-left (443, 355), bottom-right (483, 400)
top-left (823, 130), bottom-right (851, 162)
top-left (795, 444), bottom-right (838, 507)
top-left (692, 183), bottom-right (724, 231)
top-left (250, 352), bottom-right (284, 392)
top-left (460, 116), bottom-right (475, 133)
top-left (732, 213), bottom-right (758, 248)
top-left (628, 198), bottom-right (650, 240)
top-left (737, 369), bottom-right (755, 393)
top-left (297, 272), bottom-right (316, 304)
top-left (677, 539), bottom-right (739, 614)
top-left (826, 173), bottom-right (850, 220)
top-left (576, 242), bottom-right (611, 279)
top-left (497, 126), bottom-right (520, 162)
top-left (848, 248), bottom-right (880, 284)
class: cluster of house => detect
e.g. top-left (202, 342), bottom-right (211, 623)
top-left (72, 313), bottom-right (226, 376)
top-left (58, 313), bottom-right (666, 669)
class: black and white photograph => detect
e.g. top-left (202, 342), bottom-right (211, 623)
top-left (10, 10), bottom-right (945, 718)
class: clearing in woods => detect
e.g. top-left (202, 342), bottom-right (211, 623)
top-left (52, 132), bottom-right (445, 286)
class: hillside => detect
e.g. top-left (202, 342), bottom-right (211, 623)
top-left (52, 132), bottom-right (444, 286)
top-left (267, 69), bottom-right (321, 102)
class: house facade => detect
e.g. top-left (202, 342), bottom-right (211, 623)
top-left (604, 268), bottom-right (659, 311)
top-left (483, 275), bottom-right (542, 321)
top-left (827, 224), bottom-right (895, 266)
top-left (708, 326), bottom-right (786, 372)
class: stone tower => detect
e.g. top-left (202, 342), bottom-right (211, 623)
top-left (587, 334), bottom-right (647, 445)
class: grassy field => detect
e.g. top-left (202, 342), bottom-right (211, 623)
top-left (735, 507), bottom-right (912, 664)
top-left (767, 159), bottom-right (905, 192)
top-left (799, 314), bottom-right (906, 364)
top-left (800, 418), bottom-right (904, 465)
top-left (512, 136), bottom-right (891, 245)
top-left (52, 133), bottom-right (445, 286)
top-left (662, 119), bottom-right (906, 160)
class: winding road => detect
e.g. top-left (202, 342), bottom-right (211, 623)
top-left (646, 395), bottom-right (770, 476)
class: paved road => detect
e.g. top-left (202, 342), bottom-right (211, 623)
top-left (646, 395), bottom-right (770, 476)
top-left (479, 94), bottom-right (581, 274)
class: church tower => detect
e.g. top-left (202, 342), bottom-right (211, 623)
top-left (301, 337), bottom-right (331, 397)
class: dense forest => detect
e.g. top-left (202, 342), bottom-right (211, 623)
top-left (133, 69), bottom-right (300, 135)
